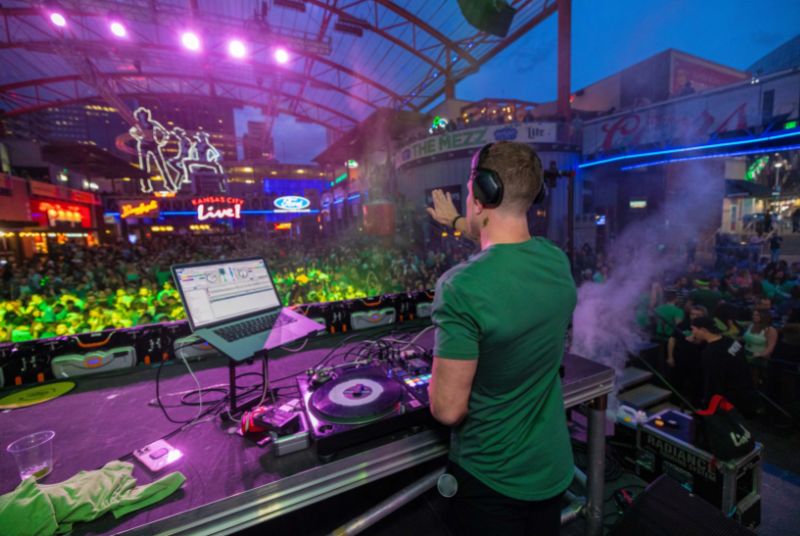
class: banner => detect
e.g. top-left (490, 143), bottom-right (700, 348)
top-left (28, 181), bottom-right (99, 205)
top-left (582, 87), bottom-right (759, 156)
top-left (671, 55), bottom-right (746, 97)
top-left (69, 190), bottom-right (99, 205)
top-left (29, 181), bottom-right (59, 199)
top-left (395, 123), bottom-right (557, 169)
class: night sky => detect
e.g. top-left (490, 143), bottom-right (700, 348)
top-left (261, 0), bottom-right (800, 163)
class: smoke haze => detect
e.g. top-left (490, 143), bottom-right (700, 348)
top-left (569, 161), bottom-right (725, 404)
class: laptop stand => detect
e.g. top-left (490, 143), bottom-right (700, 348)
top-left (227, 348), bottom-right (270, 417)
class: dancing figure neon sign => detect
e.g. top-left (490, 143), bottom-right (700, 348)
top-left (191, 196), bottom-right (244, 221)
top-left (129, 107), bottom-right (225, 194)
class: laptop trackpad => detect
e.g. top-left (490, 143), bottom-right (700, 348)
top-left (263, 310), bottom-right (325, 350)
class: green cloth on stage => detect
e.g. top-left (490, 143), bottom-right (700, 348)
top-left (0, 461), bottom-right (185, 535)
top-left (432, 237), bottom-right (577, 501)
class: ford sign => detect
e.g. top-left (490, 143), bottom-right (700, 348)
top-left (274, 196), bottom-right (311, 212)
top-left (493, 127), bottom-right (518, 141)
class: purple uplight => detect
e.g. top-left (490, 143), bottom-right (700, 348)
top-left (49, 12), bottom-right (67, 27)
top-left (228, 39), bottom-right (247, 59)
top-left (181, 31), bottom-right (201, 52)
top-left (274, 48), bottom-right (290, 64)
top-left (110, 21), bottom-right (127, 38)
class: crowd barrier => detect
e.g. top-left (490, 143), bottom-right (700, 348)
top-left (0, 290), bottom-right (435, 388)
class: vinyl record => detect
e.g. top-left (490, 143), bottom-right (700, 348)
top-left (0, 381), bottom-right (75, 409)
top-left (310, 371), bottom-right (403, 424)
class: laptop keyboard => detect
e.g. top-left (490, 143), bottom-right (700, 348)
top-left (214, 313), bottom-right (297, 342)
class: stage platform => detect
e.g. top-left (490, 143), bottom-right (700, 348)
top-left (0, 327), bottom-right (614, 536)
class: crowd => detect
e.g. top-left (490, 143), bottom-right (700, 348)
top-left (0, 232), bottom-right (471, 343)
top-left (399, 107), bottom-right (540, 146)
top-left (575, 237), bottom-right (800, 415)
top-left (4, 228), bottom-right (800, 415)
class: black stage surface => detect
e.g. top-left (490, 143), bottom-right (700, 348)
top-left (0, 325), bottom-right (614, 535)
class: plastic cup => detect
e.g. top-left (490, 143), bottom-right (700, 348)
top-left (6, 431), bottom-right (55, 481)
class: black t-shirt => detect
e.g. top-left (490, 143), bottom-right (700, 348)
top-left (770, 236), bottom-right (783, 250)
top-left (701, 337), bottom-right (755, 409)
top-left (673, 328), bottom-right (703, 368)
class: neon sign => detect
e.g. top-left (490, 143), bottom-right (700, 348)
top-left (429, 116), bottom-right (449, 133)
top-left (120, 200), bottom-right (160, 219)
top-left (274, 222), bottom-right (292, 230)
top-left (745, 156), bottom-right (769, 182)
top-left (129, 107), bottom-right (224, 194)
top-left (33, 201), bottom-right (88, 227)
top-left (191, 196), bottom-right (244, 221)
top-left (274, 196), bottom-right (311, 212)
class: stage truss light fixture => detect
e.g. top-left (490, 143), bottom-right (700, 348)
top-left (334, 15), bottom-right (368, 37)
top-left (181, 31), bottom-right (201, 52)
top-left (110, 21), bottom-right (127, 38)
top-left (274, 48), bottom-right (290, 64)
top-left (274, 0), bottom-right (306, 12)
top-left (228, 39), bottom-right (247, 59)
top-left (49, 12), bottom-right (67, 27)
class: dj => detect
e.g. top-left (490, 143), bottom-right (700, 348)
top-left (426, 142), bottom-right (576, 535)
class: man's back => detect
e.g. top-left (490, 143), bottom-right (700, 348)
top-left (701, 337), bottom-right (755, 411)
top-left (433, 237), bottom-right (577, 500)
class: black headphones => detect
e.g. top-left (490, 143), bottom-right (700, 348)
top-left (470, 143), bottom-right (545, 209)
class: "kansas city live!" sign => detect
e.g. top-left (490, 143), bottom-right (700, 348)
top-left (191, 196), bottom-right (244, 221)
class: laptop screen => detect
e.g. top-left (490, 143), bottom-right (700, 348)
top-left (173, 258), bottom-right (281, 328)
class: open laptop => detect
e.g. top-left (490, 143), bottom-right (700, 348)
top-left (172, 257), bottom-right (324, 362)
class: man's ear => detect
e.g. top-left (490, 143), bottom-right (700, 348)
top-left (473, 197), bottom-right (485, 215)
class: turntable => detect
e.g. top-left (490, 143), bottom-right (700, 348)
top-left (297, 365), bottom-right (432, 458)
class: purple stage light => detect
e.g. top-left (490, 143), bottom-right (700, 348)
top-left (274, 48), bottom-right (290, 64)
top-left (110, 21), bottom-right (127, 38)
top-left (228, 39), bottom-right (247, 59)
top-left (49, 12), bottom-right (67, 27)
top-left (181, 31), bottom-right (201, 52)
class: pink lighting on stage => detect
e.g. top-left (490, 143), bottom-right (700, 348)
top-left (49, 12), bottom-right (67, 27)
top-left (181, 31), bottom-right (201, 52)
top-left (110, 21), bottom-right (127, 38)
top-left (228, 39), bottom-right (247, 59)
top-left (274, 48), bottom-right (290, 64)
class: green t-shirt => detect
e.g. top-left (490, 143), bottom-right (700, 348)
top-left (654, 303), bottom-right (685, 340)
top-left (690, 289), bottom-right (722, 311)
top-left (432, 237), bottom-right (577, 501)
top-left (155, 270), bottom-right (172, 287)
top-left (11, 326), bottom-right (33, 343)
